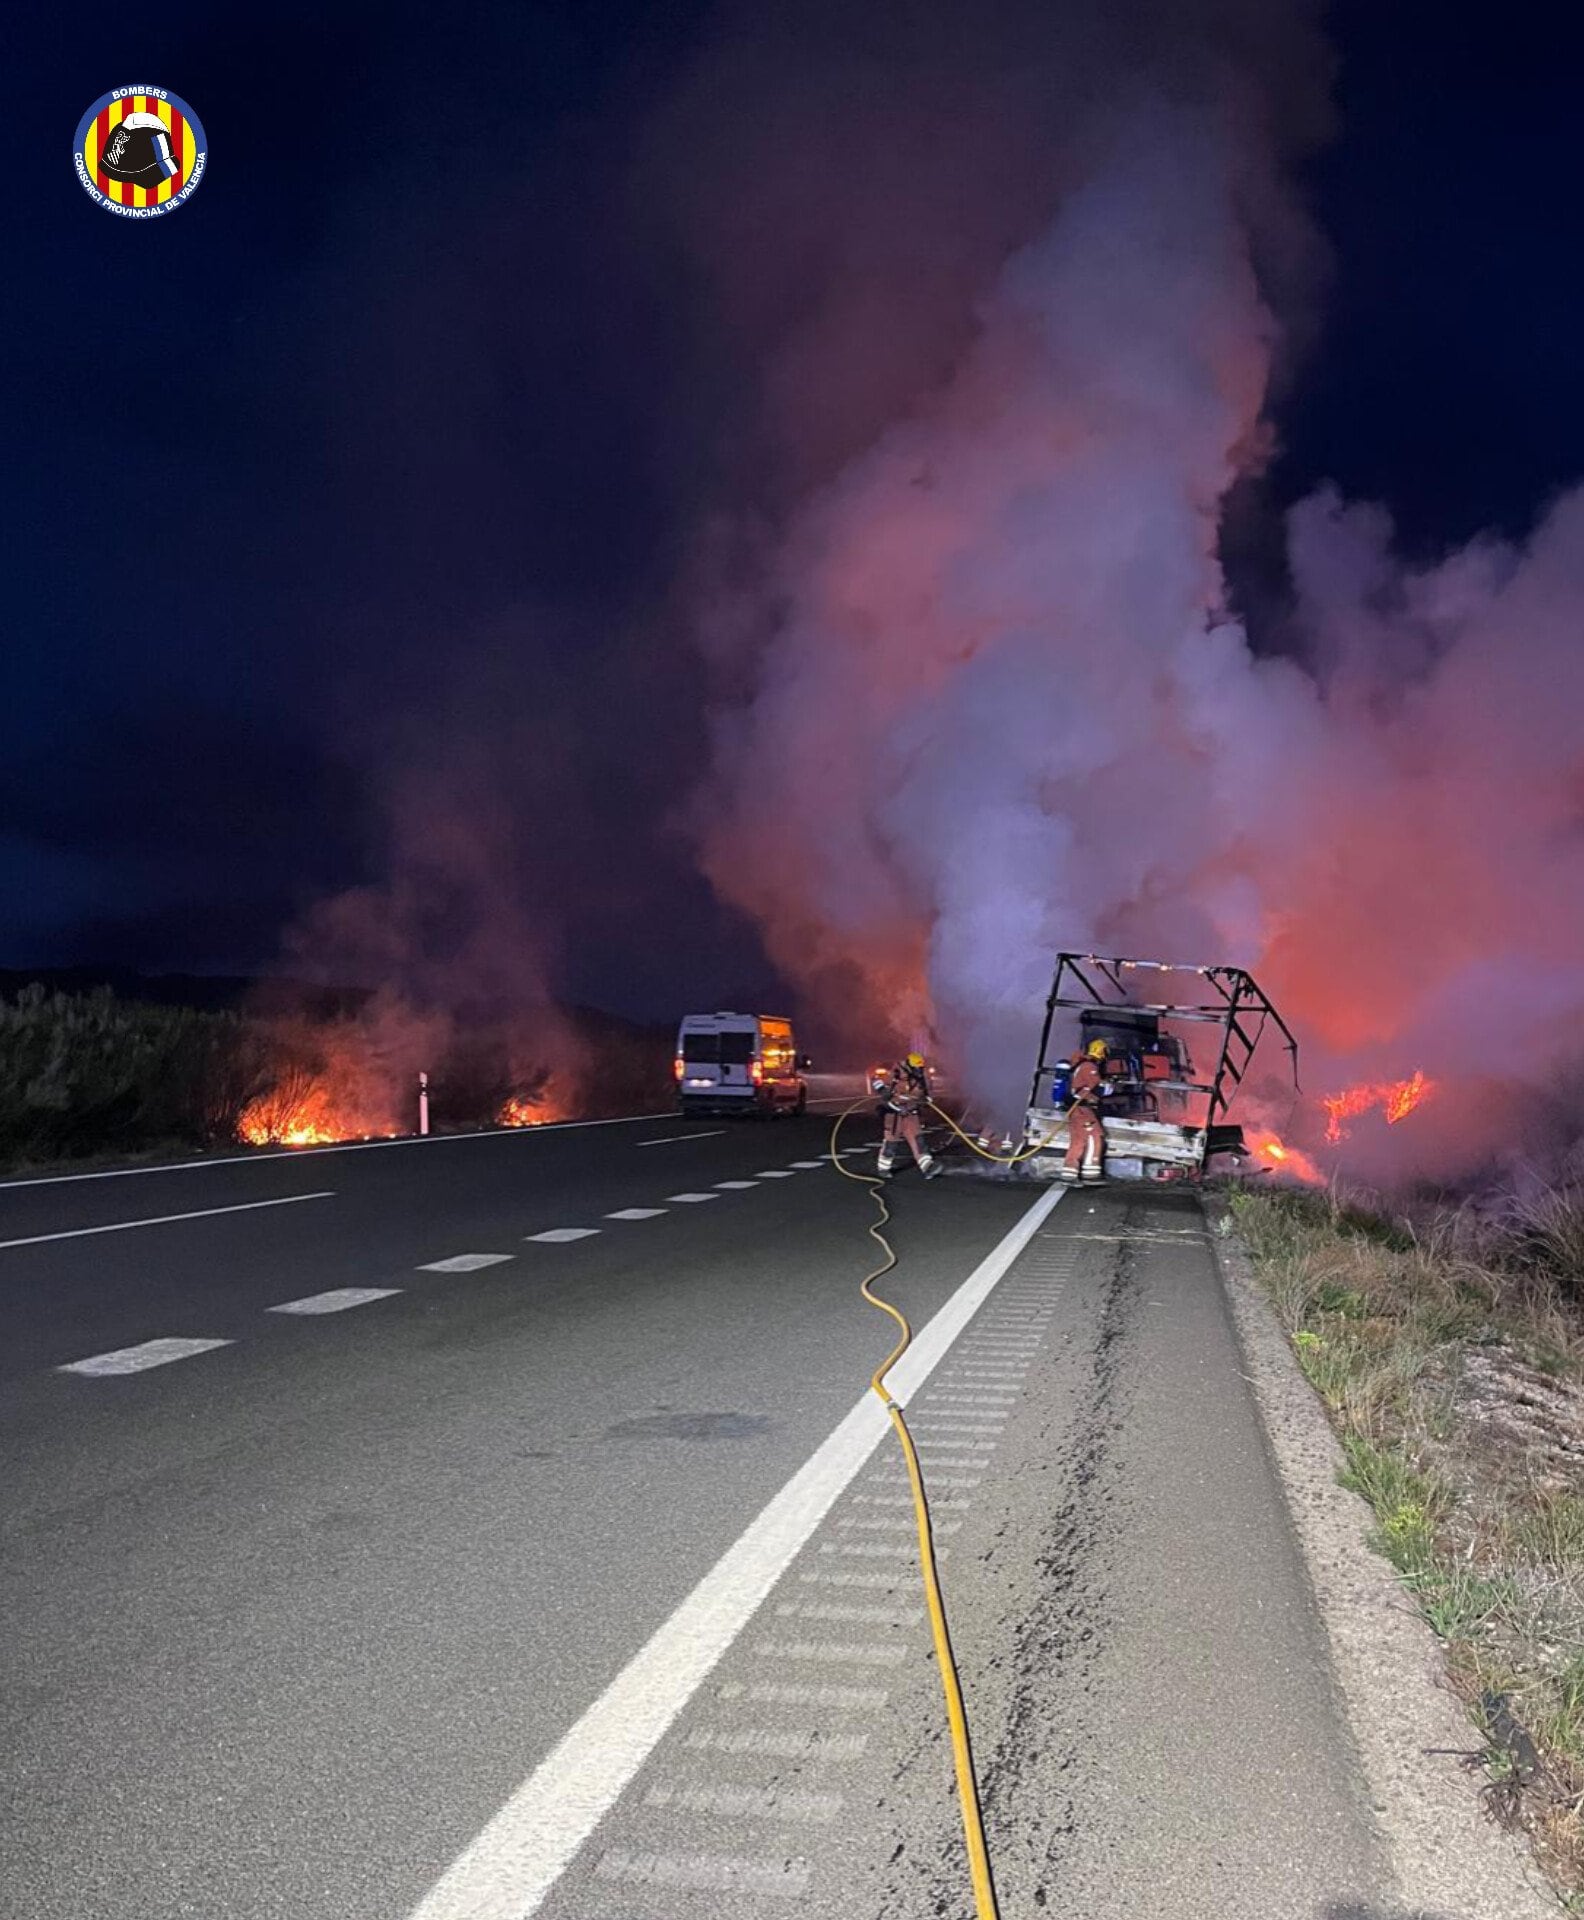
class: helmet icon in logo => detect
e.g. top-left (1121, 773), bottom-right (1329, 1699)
top-left (99, 112), bottom-right (180, 189)
top-left (74, 88), bottom-right (208, 218)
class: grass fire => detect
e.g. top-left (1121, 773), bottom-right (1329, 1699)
top-left (236, 1069), bottom-right (397, 1148)
top-left (1322, 1071), bottom-right (1436, 1144)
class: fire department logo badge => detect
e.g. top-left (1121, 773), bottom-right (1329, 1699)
top-left (74, 87), bottom-right (207, 218)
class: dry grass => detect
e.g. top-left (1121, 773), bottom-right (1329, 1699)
top-left (1231, 1185), bottom-right (1584, 1906)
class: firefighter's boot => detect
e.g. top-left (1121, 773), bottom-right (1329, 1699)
top-left (919, 1152), bottom-right (942, 1181)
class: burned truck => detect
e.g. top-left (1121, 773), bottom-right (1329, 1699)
top-left (1021, 954), bottom-right (1298, 1181)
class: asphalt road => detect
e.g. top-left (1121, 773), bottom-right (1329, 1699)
top-left (1, 1098), bottom-right (1399, 1919)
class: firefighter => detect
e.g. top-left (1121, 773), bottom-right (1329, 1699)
top-left (873, 1052), bottom-right (941, 1179)
top-left (1061, 1037), bottom-right (1110, 1184)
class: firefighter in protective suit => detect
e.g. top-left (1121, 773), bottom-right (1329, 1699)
top-left (1061, 1038), bottom-right (1110, 1184)
top-left (873, 1053), bottom-right (941, 1179)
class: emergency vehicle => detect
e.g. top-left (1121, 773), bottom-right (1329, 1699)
top-left (674, 1012), bottom-right (809, 1118)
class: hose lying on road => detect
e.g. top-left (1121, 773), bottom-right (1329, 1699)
top-left (926, 1100), bottom-right (1048, 1165)
top-left (829, 1099), bottom-right (1002, 1920)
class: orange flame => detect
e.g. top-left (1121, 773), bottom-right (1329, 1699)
top-left (237, 1076), bottom-right (397, 1148)
top-left (1321, 1069), bottom-right (1436, 1143)
top-left (497, 1085), bottom-right (570, 1129)
top-left (1252, 1134), bottom-right (1323, 1184)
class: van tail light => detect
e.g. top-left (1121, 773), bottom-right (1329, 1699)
top-left (673, 1056), bottom-right (684, 1081)
top-left (751, 1060), bottom-right (764, 1085)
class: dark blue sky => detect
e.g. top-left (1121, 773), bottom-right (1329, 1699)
top-left (8, 2), bottom-right (1584, 1014)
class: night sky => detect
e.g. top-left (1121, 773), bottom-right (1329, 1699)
top-left (10, 2), bottom-right (1584, 1019)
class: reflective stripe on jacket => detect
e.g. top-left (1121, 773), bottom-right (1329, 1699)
top-left (880, 1062), bottom-right (931, 1115)
top-left (1067, 1057), bottom-right (1102, 1108)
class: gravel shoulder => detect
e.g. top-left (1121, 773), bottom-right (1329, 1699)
top-left (1209, 1203), bottom-right (1559, 1920)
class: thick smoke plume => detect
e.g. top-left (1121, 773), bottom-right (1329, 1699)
top-left (678, 2), bottom-right (1584, 1181)
top-left (274, 744), bottom-right (589, 1135)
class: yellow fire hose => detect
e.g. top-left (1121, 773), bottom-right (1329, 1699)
top-left (828, 1092), bottom-right (1042, 1920)
top-left (925, 1099), bottom-right (1049, 1165)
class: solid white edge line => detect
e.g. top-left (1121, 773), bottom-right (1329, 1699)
top-left (0, 1191), bottom-right (336, 1251)
top-left (0, 1112), bottom-right (676, 1190)
top-left (404, 1181), bottom-right (1066, 1920)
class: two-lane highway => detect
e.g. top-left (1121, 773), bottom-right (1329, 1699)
top-left (1, 1103), bottom-right (1052, 1919)
top-left (2, 1107), bottom-right (1406, 1919)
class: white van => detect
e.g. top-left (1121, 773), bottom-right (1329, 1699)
top-left (674, 1012), bottom-right (809, 1118)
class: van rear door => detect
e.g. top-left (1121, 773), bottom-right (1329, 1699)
top-left (680, 1023), bottom-right (757, 1096)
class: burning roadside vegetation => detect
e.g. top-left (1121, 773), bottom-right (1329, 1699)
top-left (0, 984), bottom-right (672, 1170)
top-left (1227, 1182), bottom-right (1584, 1903)
top-left (232, 1014), bottom-right (654, 1149)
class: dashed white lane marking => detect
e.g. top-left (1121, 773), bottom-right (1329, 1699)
top-left (419, 1254), bottom-right (515, 1272)
top-left (59, 1336), bottom-right (233, 1376)
top-left (403, 1180), bottom-right (1064, 1920)
top-left (526, 1228), bottom-right (601, 1244)
top-left (636, 1131), bottom-right (728, 1147)
top-left (643, 1782), bottom-right (843, 1825)
top-left (268, 1287), bottom-right (402, 1315)
top-left (789, 1160), bottom-right (827, 1169)
top-left (594, 1849), bottom-right (808, 1896)
top-left (713, 1181), bottom-right (760, 1191)
top-left (755, 1169), bottom-right (798, 1179)
top-left (606, 1207), bottom-right (668, 1221)
top-left (0, 1190), bottom-right (335, 1253)
top-left (666, 1192), bottom-right (720, 1204)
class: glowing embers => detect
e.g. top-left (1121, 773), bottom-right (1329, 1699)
top-left (1321, 1069), bottom-right (1435, 1144)
top-left (237, 1072), bottom-right (396, 1147)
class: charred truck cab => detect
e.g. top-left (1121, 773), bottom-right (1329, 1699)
top-left (675, 1012), bottom-right (809, 1118)
top-left (1023, 955), bottom-right (1298, 1181)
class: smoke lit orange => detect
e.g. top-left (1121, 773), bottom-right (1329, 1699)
top-left (1321, 1069), bottom-right (1434, 1143)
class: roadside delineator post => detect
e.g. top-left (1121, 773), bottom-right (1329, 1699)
top-left (419, 1071), bottom-right (430, 1137)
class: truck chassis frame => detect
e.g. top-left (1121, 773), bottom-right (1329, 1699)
top-left (1022, 953), bottom-right (1299, 1181)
